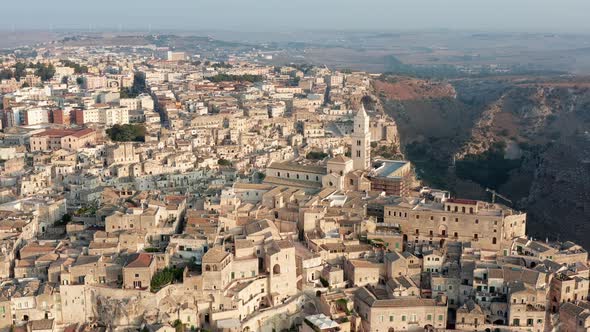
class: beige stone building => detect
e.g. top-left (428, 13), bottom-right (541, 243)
top-left (560, 301), bottom-right (590, 332)
top-left (122, 253), bottom-right (156, 289)
top-left (456, 300), bottom-right (485, 331)
top-left (354, 286), bottom-right (448, 332)
top-left (384, 197), bottom-right (526, 254)
top-left (29, 128), bottom-right (96, 152)
top-left (550, 273), bottom-right (589, 313)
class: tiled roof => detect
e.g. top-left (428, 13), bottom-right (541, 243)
top-left (125, 253), bottom-right (153, 268)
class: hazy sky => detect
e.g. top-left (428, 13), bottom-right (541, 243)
top-left (3, 0), bottom-right (590, 33)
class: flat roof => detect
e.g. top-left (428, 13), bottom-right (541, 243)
top-left (372, 160), bottom-right (410, 178)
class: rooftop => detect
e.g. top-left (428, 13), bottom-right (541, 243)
top-left (370, 160), bottom-right (410, 179)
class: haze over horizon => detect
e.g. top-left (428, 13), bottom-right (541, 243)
top-left (3, 0), bottom-right (590, 34)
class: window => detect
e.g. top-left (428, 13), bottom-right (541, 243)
top-left (427, 314), bottom-right (432, 321)
top-left (402, 315), bottom-right (406, 322)
top-left (438, 315), bottom-right (443, 321)
top-left (390, 315), bottom-right (394, 322)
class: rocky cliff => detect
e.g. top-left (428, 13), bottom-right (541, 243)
top-left (380, 75), bottom-right (590, 248)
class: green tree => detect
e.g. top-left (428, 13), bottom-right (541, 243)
top-left (14, 62), bottom-right (27, 80)
top-left (151, 267), bottom-right (184, 292)
top-left (106, 124), bottom-right (146, 142)
top-left (61, 59), bottom-right (88, 74)
top-left (33, 62), bottom-right (56, 81)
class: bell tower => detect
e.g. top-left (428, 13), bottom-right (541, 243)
top-left (352, 105), bottom-right (370, 171)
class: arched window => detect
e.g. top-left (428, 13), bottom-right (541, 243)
top-left (492, 237), bottom-right (497, 245)
top-left (273, 264), bottom-right (281, 275)
top-left (205, 265), bottom-right (211, 271)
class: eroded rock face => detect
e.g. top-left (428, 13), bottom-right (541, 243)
top-left (89, 287), bottom-right (198, 329)
top-left (94, 295), bottom-right (153, 327)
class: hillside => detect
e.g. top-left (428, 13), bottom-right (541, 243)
top-left (374, 76), bottom-right (457, 101)
top-left (379, 75), bottom-right (590, 248)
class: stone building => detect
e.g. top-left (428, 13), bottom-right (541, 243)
top-left (384, 197), bottom-right (526, 254)
top-left (354, 286), bottom-right (447, 332)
